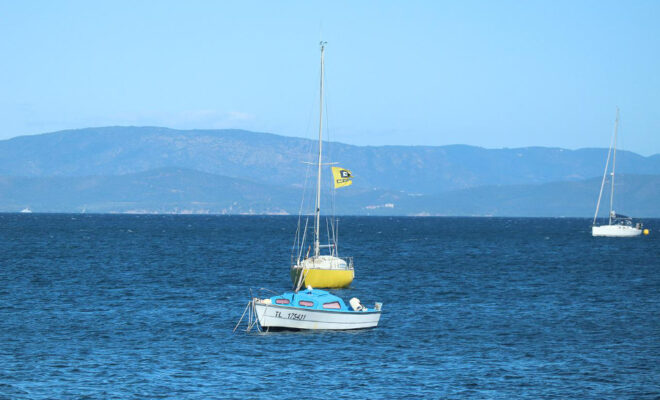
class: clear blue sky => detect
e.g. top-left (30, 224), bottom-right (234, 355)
top-left (1, 1), bottom-right (658, 154)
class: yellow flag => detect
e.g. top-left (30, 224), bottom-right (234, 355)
top-left (332, 167), bottom-right (353, 188)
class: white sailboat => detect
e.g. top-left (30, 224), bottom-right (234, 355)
top-left (592, 109), bottom-right (645, 237)
top-left (289, 41), bottom-right (354, 289)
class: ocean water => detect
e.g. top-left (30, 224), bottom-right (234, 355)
top-left (0, 214), bottom-right (658, 399)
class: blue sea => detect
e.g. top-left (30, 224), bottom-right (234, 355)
top-left (1, 214), bottom-right (658, 399)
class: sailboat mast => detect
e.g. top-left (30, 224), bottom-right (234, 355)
top-left (609, 108), bottom-right (619, 225)
top-left (314, 41), bottom-right (326, 258)
top-left (593, 110), bottom-right (616, 226)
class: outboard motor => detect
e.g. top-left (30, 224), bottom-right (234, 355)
top-left (350, 297), bottom-right (365, 311)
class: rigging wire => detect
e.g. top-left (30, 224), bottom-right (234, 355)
top-left (322, 45), bottom-right (339, 254)
top-left (593, 113), bottom-right (616, 225)
top-left (291, 56), bottom-right (323, 265)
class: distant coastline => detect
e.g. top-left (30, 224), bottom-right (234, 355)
top-left (0, 127), bottom-right (658, 217)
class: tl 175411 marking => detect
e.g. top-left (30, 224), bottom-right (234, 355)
top-left (274, 310), bottom-right (306, 321)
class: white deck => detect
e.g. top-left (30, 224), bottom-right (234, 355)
top-left (295, 255), bottom-right (351, 270)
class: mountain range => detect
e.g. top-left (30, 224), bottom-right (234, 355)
top-left (1, 126), bottom-right (658, 216)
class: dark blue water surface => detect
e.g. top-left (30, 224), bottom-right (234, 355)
top-left (1, 214), bottom-right (658, 399)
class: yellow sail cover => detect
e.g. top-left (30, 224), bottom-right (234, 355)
top-left (290, 267), bottom-right (354, 289)
top-left (332, 167), bottom-right (353, 188)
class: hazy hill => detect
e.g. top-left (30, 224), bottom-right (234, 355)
top-left (0, 168), bottom-right (296, 214)
top-left (1, 168), bottom-right (658, 217)
top-left (0, 127), bottom-right (658, 216)
top-left (1, 127), bottom-right (659, 194)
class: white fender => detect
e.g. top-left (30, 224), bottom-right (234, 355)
top-left (350, 297), bottom-right (364, 311)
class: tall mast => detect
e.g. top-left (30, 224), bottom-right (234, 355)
top-left (314, 41), bottom-right (326, 257)
top-left (609, 108), bottom-right (619, 225)
top-left (593, 109), bottom-right (616, 226)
